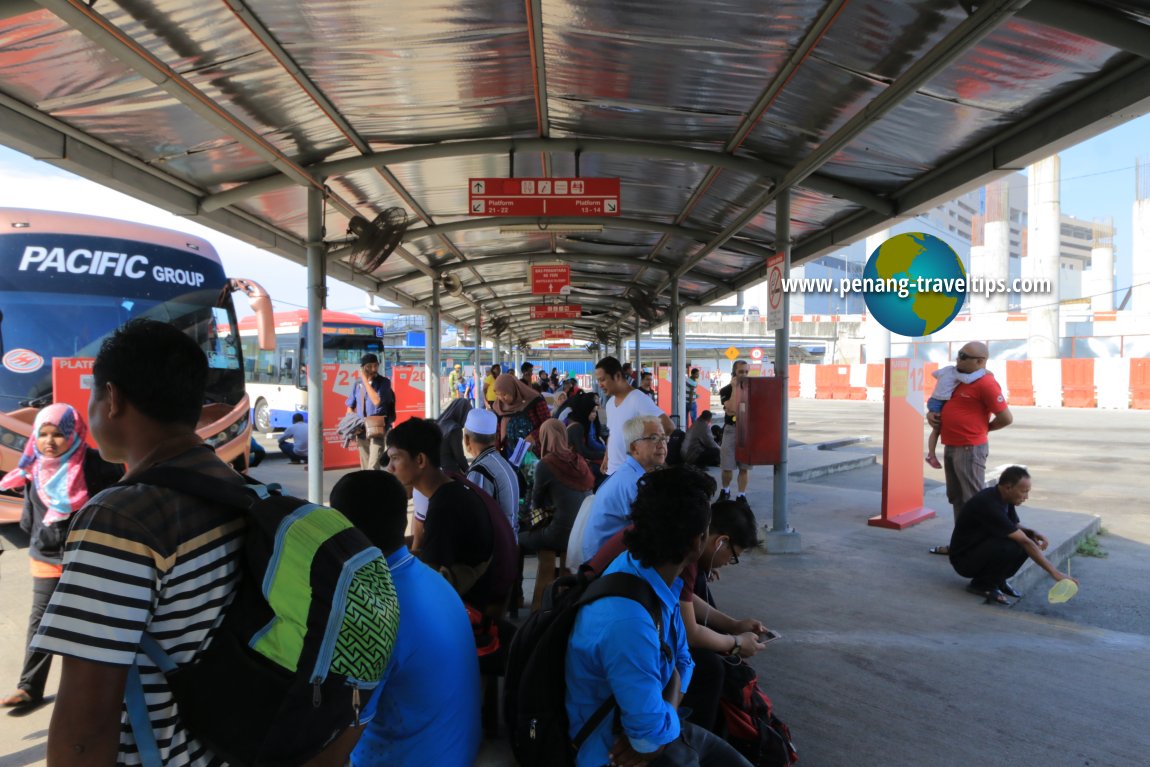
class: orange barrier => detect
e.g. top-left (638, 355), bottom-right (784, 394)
top-left (1061, 359), bottom-right (1096, 408)
top-left (814, 365), bottom-right (835, 399)
top-left (788, 364), bottom-right (801, 399)
top-left (1131, 358), bottom-right (1150, 410)
top-left (865, 364), bottom-right (884, 388)
top-left (1006, 360), bottom-right (1035, 406)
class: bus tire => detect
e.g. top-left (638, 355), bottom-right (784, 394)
top-left (254, 398), bottom-right (272, 433)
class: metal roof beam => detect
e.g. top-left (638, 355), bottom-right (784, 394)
top-left (402, 215), bottom-right (775, 261)
top-left (693, 56), bottom-right (1150, 305)
top-left (1017, 0), bottom-right (1150, 59)
top-left (202, 138), bottom-right (892, 217)
top-left (427, 252), bottom-right (734, 291)
top-left (221, 0), bottom-right (509, 317)
top-left (654, 0), bottom-right (1031, 301)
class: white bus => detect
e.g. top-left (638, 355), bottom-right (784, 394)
top-left (239, 310), bottom-right (385, 432)
top-left (0, 208), bottom-right (273, 522)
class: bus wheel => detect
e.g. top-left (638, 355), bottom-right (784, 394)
top-left (254, 399), bottom-right (272, 433)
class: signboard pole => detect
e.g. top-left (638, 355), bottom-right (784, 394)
top-left (869, 358), bottom-right (937, 529)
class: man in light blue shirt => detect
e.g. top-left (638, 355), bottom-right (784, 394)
top-left (566, 466), bottom-right (752, 767)
top-left (331, 471), bottom-right (482, 767)
top-left (582, 415), bottom-right (667, 561)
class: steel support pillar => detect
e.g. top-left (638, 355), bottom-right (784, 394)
top-left (429, 286), bottom-right (442, 418)
top-left (766, 188), bottom-right (801, 553)
top-left (671, 278), bottom-right (685, 428)
top-left (305, 187), bottom-right (325, 504)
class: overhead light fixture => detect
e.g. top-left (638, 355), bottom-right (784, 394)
top-left (498, 223), bottom-right (603, 234)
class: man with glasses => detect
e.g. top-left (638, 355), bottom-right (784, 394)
top-left (718, 361), bottom-right (752, 503)
top-left (582, 416), bottom-right (669, 560)
top-left (927, 342), bottom-right (1013, 556)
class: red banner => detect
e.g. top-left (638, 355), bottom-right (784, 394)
top-left (392, 366), bottom-right (427, 426)
top-left (322, 363), bottom-right (361, 470)
top-left (469, 177), bottom-right (621, 216)
top-left (52, 358), bottom-right (98, 448)
top-left (542, 329), bottom-right (573, 339)
top-left (530, 304), bottom-right (582, 320)
top-left (532, 265), bottom-right (571, 295)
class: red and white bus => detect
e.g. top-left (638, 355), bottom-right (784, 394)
top-left (0, 208), bottom-right (273, 522)
top-left (238, 310), bottom-right (385, 432)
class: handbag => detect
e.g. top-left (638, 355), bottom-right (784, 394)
top-left (364, 416), bottom-right (389, 439)
top-left (522, 506), bottom-right (554, 532)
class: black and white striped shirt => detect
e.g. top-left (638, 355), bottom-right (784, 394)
top-left (32, 444), bottom-right (245, 767)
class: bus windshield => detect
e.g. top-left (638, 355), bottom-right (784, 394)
top-left (298, 324), bottom-right (384, 387)
top-left (0, 233), bottom-right (243, 411)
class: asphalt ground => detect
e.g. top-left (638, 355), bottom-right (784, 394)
top-left (2, 402), bottom-right (1149, 766)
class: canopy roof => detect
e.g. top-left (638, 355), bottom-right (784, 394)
top-left (3, 0), bottom-right (1149, 345)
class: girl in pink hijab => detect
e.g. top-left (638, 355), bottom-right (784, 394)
top-left (1, 404), bottom-right (121, 708)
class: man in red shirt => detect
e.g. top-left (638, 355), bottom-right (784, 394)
top-left (927, 342), bottom-right (1013, 556)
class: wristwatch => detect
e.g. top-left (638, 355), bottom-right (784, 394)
top-left (729, 634), bottom-right (741, 656)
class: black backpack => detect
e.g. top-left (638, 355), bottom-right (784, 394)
top-left (503, 568), bottom-right (670, 767)
top-left (718, 655), bottom-right (799, 766)
top-left (121, 467), bottom-right (400, 767)
top-left (666, 428), bottom-right (687, 465)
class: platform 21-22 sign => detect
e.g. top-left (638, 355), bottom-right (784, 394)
top-left (469, 178), bottom-right (620, 216)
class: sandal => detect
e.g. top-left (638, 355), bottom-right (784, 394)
top-left (965, 584), bottom-right (1012, 605)
top-left (1, 690), bottom-right (35, 707)
top-left (928, 545), bottom-right (949, 555)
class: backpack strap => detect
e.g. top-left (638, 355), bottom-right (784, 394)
top-left (124, 635), bottom-right (179, 767)
top-left (568, 571), bottom-right (674, 753)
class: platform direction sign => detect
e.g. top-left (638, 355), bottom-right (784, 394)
top-left (469, 177), bottom-right (621, 217)
top-left (530, 304), bottom-right (582, 320)
top-left (542, 329), bottom-right (573, 339)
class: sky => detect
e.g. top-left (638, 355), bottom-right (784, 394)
top-left (1, 111), bottom-right (1147, 314)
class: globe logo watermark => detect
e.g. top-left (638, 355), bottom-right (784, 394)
top-left (861, 232), bottom-right (966, 337)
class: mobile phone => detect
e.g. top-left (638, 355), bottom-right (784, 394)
top-left (759, 629), bottom-right (781, 644)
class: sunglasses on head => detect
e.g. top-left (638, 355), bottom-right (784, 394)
top-left (957, 352), bottom-right (986, 361)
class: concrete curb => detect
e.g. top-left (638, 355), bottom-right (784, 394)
top-left (1011, 513), bottom-right (1102, 598)
top-left (787, 453), bottom-right (875, 482)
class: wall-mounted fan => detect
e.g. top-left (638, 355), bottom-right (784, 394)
top-left (440, 272), bottom-right (464, 297)
top-left (628, 290), bottom-right (661, 324)
top-left (347, 208), bottom-right (410, 274)
top-left (490, 317), bottom-right (510, 336)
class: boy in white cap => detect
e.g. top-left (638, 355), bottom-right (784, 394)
top-left (463, 408), bottom-right (520, 540)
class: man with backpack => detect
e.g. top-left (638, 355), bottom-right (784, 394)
top-left (566, 466), bottom-right (752, 767)
top-left (30, 320), bottom-right (376, 766)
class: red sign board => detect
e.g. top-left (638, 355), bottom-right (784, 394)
top-left (322, 364), bottom-right (361, 470)
top-left (52, 358), bottom-right (98, 448)
top-left (542, 329), bottom-right (573, 339)
top-left (469, 177), bottom-right (621, 217)
top-left (392, 366), bottom-right (427, 425)
top-left (530, 304), bottom-right (582, 320)
top-left (532, 264), bottom-right (571, 295)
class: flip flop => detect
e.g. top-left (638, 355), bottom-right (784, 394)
top-left (1, 690), bottom-right (35, 707)
top-left (929, 545), bottom-right (949, 555)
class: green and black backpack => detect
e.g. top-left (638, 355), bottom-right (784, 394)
top-left (123, 466), bottom-right (400, 767)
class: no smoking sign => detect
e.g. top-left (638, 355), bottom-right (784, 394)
top-left (766, 254), bottom-right (784, 332)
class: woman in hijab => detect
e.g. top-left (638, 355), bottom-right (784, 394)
top-left (1, 404), bottom-right (122, 708)
top-left (518, 419), bottom-right (595, 609)
top-left (491, 373), bottom-right (551, 458)
top-left (564, 392), bottom-right (606, 461)
top-left (436, 397), bottom-right (473, 474)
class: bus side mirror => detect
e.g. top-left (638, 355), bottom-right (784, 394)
top-left (230, 278), bottom-right (275, 351)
